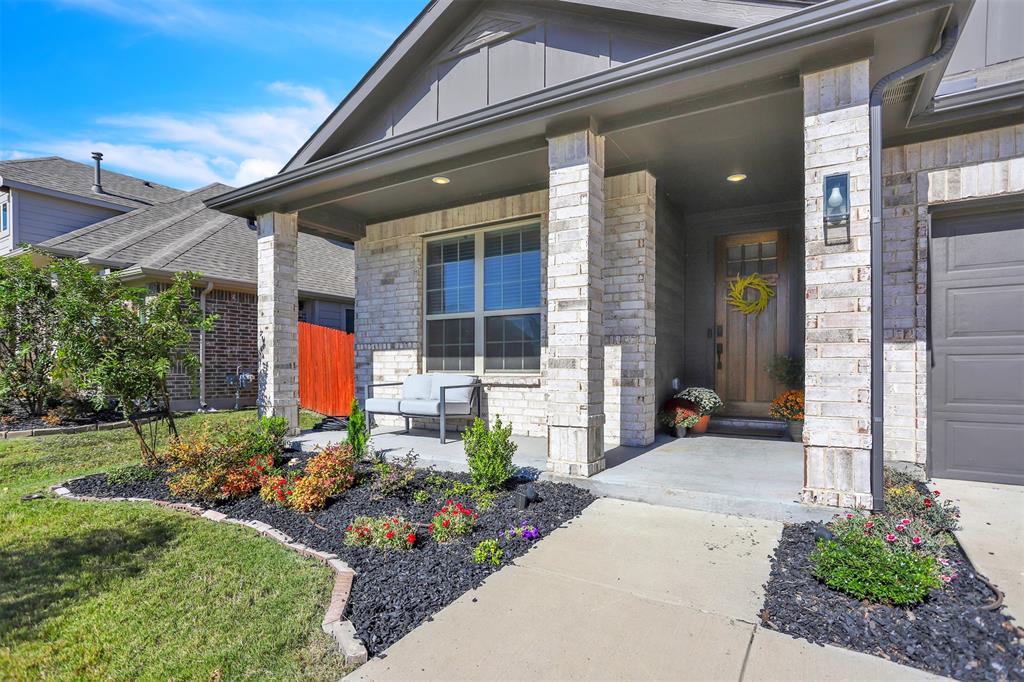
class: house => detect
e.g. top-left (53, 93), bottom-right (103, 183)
top-left (207, 0), bottom-right (1024, 507)
top-left (30, 183), bottom-right (356, 411)
top-left (0, 154), bottom-right (183, 255)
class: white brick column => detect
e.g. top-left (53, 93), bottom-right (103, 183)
top-left (546, 128), bottom-right (606, 476)
top-left (257, 211), bottom-right (300, 435)
top-left (801, 60), bottom-right (873, 508)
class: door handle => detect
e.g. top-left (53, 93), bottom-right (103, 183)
top-left (716, 343), bottom-right (723, 370)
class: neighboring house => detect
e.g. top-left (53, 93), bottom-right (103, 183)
top-left (0, 155), bottom-right (183, 255)
top-left (208, 0), bottom-right (1024, 506)
top-left (31, 183), bottom-right (356, 411)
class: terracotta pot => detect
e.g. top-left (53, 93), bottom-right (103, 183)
top-left (787, 421), bottom-right (804, 443)
top-left (690, 414), bottom-right (711, 434)
top-left (673, 425), bottom-right (689, 438)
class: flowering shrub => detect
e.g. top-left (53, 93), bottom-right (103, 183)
top-left (675, 387), bottom-right (723, 415)
top-left (829, 512), bottom-right (950, 558)
top-left (885, 485), bottom-right (960, 532)
top-left (260, 472), bottom-right (295, 506)
top-left (769, 390), bottom-right (805, 422)
top-left (503, 522), bottom-right (540, 541)
top-left (464, 416), bottom-right (517, 490)
top-left (429, 500), bottom-right (478, 543)
top-left (220, 454), bottom-right (276, 499)
top-left (287, 444), bottom-right (357, 512)
top-left (658, 406), bottom-right (699, 429)
top-left (810, 530), bottom-right (943, 605)
top-left (344, 515), bottom-right (417, 550)
top-left (473, 539), bottom-right (503, 566)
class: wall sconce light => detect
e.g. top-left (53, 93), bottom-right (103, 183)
top-left (823, 172), bottom-right (851, 245)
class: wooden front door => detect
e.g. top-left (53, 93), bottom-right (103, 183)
top-left (714, 230), bottom-right (789, 416)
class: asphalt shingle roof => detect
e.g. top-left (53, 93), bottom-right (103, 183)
top-left (38, 183), bottom-right (355, 300)
top-left (0, 156), bottom-right (183, 209)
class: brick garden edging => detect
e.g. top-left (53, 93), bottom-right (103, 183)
top-left (48, 482), bottom-right (369, 666)
top-left (3, 416), bottom-right (158, 440)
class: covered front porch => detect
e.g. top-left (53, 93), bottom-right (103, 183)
top-left (291, 427), bottom-right (829, 523)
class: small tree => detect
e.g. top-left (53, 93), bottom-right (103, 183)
top-left (0, 254), bottom-right (62, 416)
top-left (345, 398), bottom-right (368, 459)
top-left (52, 262), bottom-right (215, 462)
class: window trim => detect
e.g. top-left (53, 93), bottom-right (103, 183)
top-left (422, 218), bottom-right (543, 375)
top-left (1, 201), bottom-right (8, 233)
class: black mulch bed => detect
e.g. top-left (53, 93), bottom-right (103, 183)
top-left (761, 523), bottom-right (1024, 681)
top-left (65, 458), bottom-right (595, 655)
top-left (2, 406), bottom-right (122, 432)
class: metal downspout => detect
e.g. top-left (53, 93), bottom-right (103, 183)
top-left (198, 281), bottom-right (214, 411)
top-left (868, 22), bottom-right (960, 510)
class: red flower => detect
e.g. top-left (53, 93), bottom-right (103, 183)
top-left (386, 531), bottom-right (395, 539)
top-left (346, 524), bottom-right (352, 531)
top-left (442, 519), bottom-right (450, 528)
top-left (406, 533), bottom-right (416, 545)
top-left (923, 498), bottom-right (933, 508)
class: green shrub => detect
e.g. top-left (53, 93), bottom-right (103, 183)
top-left (105, 464), bottom-right (158, 486)
top-left (463, 416), bottom-right (517, 490)
top-left (472, 539), bottom-right (503, 566)
top-left (344, 515), bottom-right (417, 550)
top-left (370, 451), bottom-right (418, 500)
top-left (412, 489), bottom-right (431, 504)
top-left (425, 472), bottom-right (449, 489)
top-left (446, 479), bottom-right (496, 511)
top-left (810, 531), bottom-right (942, 605)
top-left (345, 399), bottom-right (368, 459)
top-left (829, 511), bottom-right (950, 558)
top-left (236, 416), bottom-right (289, 458)
top-left (766, 354), bottom-right (804, 390)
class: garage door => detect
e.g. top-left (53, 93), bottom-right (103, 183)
top-left (930, 202), bottom-right (1024, 485)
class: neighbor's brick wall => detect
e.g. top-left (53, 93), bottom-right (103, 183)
top-left (881, 123), bottom-right (1024, 467)
top-left (801, 60), bottom-right (873, 508)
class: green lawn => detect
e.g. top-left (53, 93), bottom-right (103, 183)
top-left (0, 410), bottom-right (351, 681)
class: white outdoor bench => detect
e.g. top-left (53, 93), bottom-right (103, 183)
top-left (364, 373), bottom-right (482, 444)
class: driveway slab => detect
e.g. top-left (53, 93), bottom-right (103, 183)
top-left (743, 627), bottom-right (947, 681)
top-left (931, 478), bottom-right (1024, 623)
top-left (515, 497), bottom-right (781, 621)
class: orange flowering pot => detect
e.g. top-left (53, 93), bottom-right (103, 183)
top-left (691, 414), bottom-right (711, 434)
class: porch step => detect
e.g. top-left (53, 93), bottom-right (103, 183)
top-left (707, 416), bottom-right (789, 439)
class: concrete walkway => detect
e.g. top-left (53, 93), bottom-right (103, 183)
top-left (931, 478), bottom-right (1024, 624)
top-left (292, 428), bottom-right (834, 523)
top-left (346, 499), bottom-right (944, 682)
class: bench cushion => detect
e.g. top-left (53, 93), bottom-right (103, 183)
top-left (365, 398), bottom-right (400, 414)
top-left (399, 399), bottom-right (472, 417)
top-left (402, 374), bottom-right (433, 400)
top-left (430, 374), bottom-right (477, 403)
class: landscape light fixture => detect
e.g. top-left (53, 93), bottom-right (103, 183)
top-left (726, 173), bottom-right (747, 182)
top-left (823, 172), bottom-right (851, 245)
top-left (431, 176), bottom-right (451, 185)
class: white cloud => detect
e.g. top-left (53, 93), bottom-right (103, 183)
top-left (7, 81), bottom-right (334, 189)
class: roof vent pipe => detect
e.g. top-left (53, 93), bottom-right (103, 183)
top-left (91, 152), bottom-right (104, 193)
top-left (868, 21), bottom-right (959, 511)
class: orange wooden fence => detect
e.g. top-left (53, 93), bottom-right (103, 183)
top-left (298, 322), bottom-right (355, 417)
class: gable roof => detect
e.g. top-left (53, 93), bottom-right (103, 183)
top-left (37, 183), bottom-right (354, 301)
top-left (282, 0), bottom-right (806, 172)
top-left (0, 156), bottom-right (183, 209)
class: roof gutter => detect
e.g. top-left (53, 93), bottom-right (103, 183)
top-left (868, 20), bottom-right (960, 511)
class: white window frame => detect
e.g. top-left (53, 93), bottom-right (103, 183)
top-left (422, 218), bottom-right (543, 375)
top-left (1, 201), bottom-right (8, 233)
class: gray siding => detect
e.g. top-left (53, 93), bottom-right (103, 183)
top-left (15, 189), bottom-right (122, 247)
top-left (655, 192), bottom-right (687, 411)
top-left (941, 0), bottom-right (1024, 92)
top-left (342, 3), bottom-right (708, 150)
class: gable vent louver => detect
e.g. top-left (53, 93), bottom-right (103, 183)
top-left (445, 13), bottom-right (533, 56)
top-left (881, 76), bottom-right (920, 105)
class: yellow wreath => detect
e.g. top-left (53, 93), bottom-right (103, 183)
top-left (726, 273), bottom-right (776, 315)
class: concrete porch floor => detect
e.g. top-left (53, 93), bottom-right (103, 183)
top-left (290, 427), bottom-right (834, 523)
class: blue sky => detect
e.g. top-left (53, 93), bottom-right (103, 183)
top-left (0, 0), bottom-right (425, 189)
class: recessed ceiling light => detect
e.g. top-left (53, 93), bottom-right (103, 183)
top-left (726, 173), bottom-right (747, 183)
top-left (431, 176), bottom-right (451, 185)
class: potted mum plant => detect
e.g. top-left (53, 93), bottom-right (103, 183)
top-left (674, 387), bottom-right (723, 434)
top-left (659, 405), bottom-right (700, 438)
top-left (770, 389), bottom-right (805, 442)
